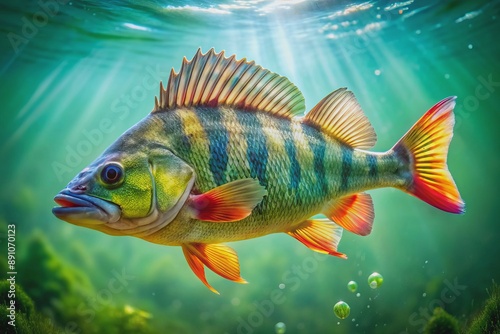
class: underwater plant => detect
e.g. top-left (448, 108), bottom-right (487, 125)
top-left (424, 307), bottom-right (460, 334)
top-left (17, 232), bottom-right (92, 318)
top-left (0, 281), bottom-right (60, 334)
top-left (0, 281), bottom-right (34, 319)
top-left (466, 284), bottom-right (500, 334)
top-left (14, 232), bottom-right (157, 333)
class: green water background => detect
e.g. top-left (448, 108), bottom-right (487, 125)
top-left (1, 0), bottom-right (499, 333)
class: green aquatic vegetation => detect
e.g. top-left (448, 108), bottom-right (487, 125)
top-left (64, 304), bottom-right (157, 334)
top-left (0, 282), bottom-right (61, 334)
top-left (467, 284), bottom-right (500, 334)
top-left (17, 232), bottom-right (92, 315)
top-left (13, 312), bottom-right (61, 334)
top-left (14, 232), bottom-right (157, 334)
top-left (0, 281), bottom-right (34, 317)
top-left (424, 307), bottom-right (460, 334)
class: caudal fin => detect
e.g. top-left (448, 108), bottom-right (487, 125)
top-left (392, 97), bottom-right (465, 214)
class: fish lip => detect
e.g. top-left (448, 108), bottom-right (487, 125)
top-left (52, 190), bottom-right (121, 225)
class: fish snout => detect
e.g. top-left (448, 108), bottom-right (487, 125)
top-left (52, 189), bottom-right (121, 225)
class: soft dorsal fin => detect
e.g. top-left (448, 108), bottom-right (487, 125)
top-left (304, 88), bottom-right (377, 149)
top-left (153, 48), bottom-right (305, 118)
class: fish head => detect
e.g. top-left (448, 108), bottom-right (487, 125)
top-left (52, 143), bottom-right (195, 236)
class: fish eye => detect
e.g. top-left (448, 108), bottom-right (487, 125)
top-left (100, 163), bottom-right (124, 186)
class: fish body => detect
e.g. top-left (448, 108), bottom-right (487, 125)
top-left (138, 106), bottom-right (396, 245)
top-left (53, 49), bottom-right (465, 293)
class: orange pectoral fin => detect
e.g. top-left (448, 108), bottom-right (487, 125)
top-left (322, 193), bottom-right (374, 236)
top-left (286, 218), bottom-right (346, 258)
top-left (188, 178), bottom-right (267, 222)
top-left (182, 243), bottom-right (247, 294)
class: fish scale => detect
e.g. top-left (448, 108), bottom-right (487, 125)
top-left (53, 48), bottom-right (465, 294)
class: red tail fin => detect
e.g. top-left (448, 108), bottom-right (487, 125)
top-left (392, 97), bottom-right (465, 214)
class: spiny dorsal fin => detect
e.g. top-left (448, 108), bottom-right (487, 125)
top-left (304, 88), bottom-right (377, 149)
top-left (152, 48), bottom-right (305, 118)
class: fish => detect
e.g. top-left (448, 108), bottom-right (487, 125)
top-left (52, 48), bottom-right (465, 294)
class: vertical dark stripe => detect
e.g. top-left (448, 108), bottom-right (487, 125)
top-left (195, 108), bottom-right (228, 186)
top-left (367, 154), bottom-right (378, 179)
top-left (235, 111), bottom-right (268, 186)
top-left (301, 123), bottom-right (328, 195)
top-left (277, 120), bottom-right (301, 192)
top-left (163, 113), bottom-right (192, 157)
top-left (340, 145), bottom-right (353, 192)
top-left (287, 141), bottom-right (301, 191)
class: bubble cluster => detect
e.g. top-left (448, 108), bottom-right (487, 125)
top-left (275, 322), bottom-right (286, 334)
top-left (333, 301), bottom-right (350, 319)
top-left (368, 272), bottom-right (383, 289)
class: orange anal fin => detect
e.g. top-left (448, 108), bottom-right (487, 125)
top-left (286, 218), bottom-right (346, 258)
top-left (188, 178), bottom-right (267, 222)
top-left (182, 243), bottom-right (247, 294)
top-left (322, 193), bottom-right (374, 236)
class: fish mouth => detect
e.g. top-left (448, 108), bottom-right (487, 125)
top-left (52, 190), bottom-right (121, 226)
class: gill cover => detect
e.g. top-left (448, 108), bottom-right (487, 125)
top-left (149, 149), bottom-right (195, 214)
top-left (94, 148), bottom-right (194, 221)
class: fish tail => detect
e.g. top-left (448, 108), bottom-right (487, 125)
top-left (392, 97), bottom-right (465, 214)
